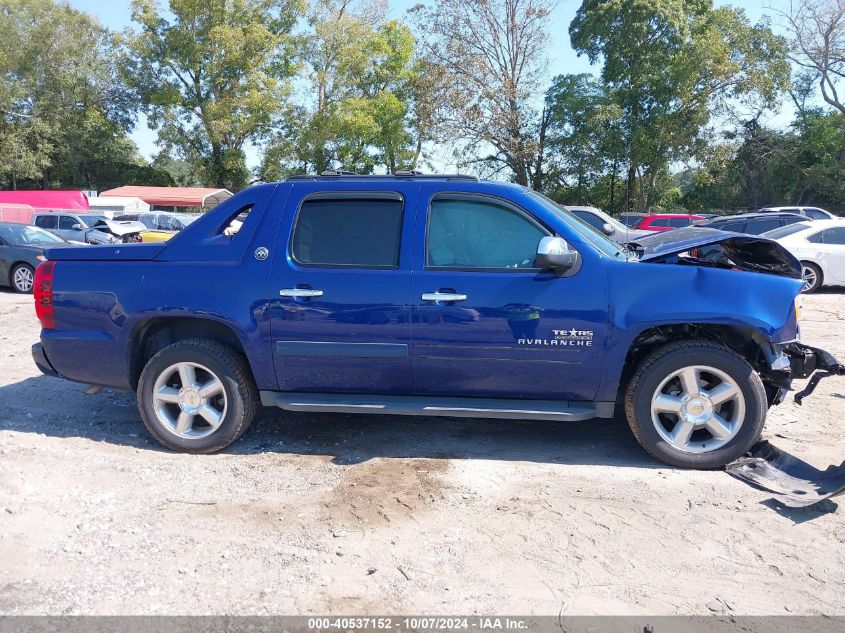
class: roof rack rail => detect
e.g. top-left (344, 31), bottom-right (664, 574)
top-left (285, 172), bottom-right (479, 182)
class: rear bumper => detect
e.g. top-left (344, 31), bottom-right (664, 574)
top-left (784, 342), bottom-right (845, 404)
top-left (31, 343), bottom-right (59, 378)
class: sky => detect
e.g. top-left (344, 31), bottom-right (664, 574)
top-left (68, 0), bottom-right (791, 167)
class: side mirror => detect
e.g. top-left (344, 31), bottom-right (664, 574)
top-left (71, 223), bottom-right (83, 231)
top-left (602, 222), bottom-right (615, 236)
top-left (535, 236), bottom-right (579, 273)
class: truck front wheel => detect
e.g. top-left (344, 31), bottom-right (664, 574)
top-left (137, 339), bottom-right (258, 453)
top-left (624, 341), bottom-right (767, 469)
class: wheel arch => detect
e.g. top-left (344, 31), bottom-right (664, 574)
top-left (615, 323), bottom-right (779, 405)
top-left (128, 316), bottom-right (255, 390)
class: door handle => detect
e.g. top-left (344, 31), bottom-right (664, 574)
top-left (422, 291), bottom-right (467, 303)
top-left (280, 288), bottom-right (324, 298)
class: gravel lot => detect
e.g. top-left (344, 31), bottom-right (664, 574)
top-left (1, 287), bottom-right (844, 616)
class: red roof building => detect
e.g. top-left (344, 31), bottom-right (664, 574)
top-left (99, 186), bottom-right (233, 209)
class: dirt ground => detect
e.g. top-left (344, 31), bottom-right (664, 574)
top-left (0, 287), bottom-right (844, 616)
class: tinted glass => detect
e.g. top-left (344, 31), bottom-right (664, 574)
top-left (814, 227), bottom-right (845, 244)
top-left (292, 197), bottom-right (403, 267)
top-left (34, 215), bottom-right (57, 229)
top-left (58, 216), bottom-right (78, 230)
top-left (0, 225), bottom-right (64, 244)
top-left (762, 223), bottom-right (810, 239)
top-left (669, 218), bottom-right (691, 227)
top-left (803, 208), bottom-right (826, 220)
top-left (745, 218), bottom-right (782, 234)
top-left (427, 198), bottom-right (547, 269)
top-left (717, 221), bottom-right (746, 232)
top-left (648, 218), bottom-right (672, 227)
top-left (572, 210), bottom-right (605, 230)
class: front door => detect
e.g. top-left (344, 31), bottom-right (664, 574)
top-left (269, 186), bottom-right (416, 394)
top-left (410, 190), bottom-right (607, 401)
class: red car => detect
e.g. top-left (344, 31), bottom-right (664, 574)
top-left (634, 213), bottom-right (706, 232)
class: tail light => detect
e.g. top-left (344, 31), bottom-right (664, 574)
top-left (33, 260), bottom-right (56, 329)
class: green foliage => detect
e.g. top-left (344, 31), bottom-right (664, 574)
top-left (259, 1), bottom-right (426, 179)
top-left (564, 0), bottom-right (790, 212)
top-left (124, 0), bottom-right (303, 190)
top-left (0, 0), bottom-right (141, 190)
top-left (682, 111), bottom-right (845, 211)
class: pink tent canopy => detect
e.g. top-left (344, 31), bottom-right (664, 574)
top-left (0, 190), bottom-right (90, 210)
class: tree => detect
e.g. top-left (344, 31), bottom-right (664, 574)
top-left (259, 0), bottom-right (431, 178)
top-left (410, 0), bottom-right (556, 187)
top-left (781, 0), bottom-right (845, 114)
top-left (0, 0), bottom-right (137, 190)
top-left (124, 0), bottom-right (303, 190)
top-left (543, 73), bottom-right (625, 211)
top-left (569, 0), bottom-right (790, 212)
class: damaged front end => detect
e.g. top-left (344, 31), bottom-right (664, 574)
top-left (783, 343), bottom-right (845, 404)
top-left (633, 227), bottom-right (845, 405)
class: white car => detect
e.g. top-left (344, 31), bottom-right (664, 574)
top-left (758, 205), bottom-right (836, 220)
top-left (763, 219), bottom-right (845, 292)
top-left (565, 206), bottom-right (652, 244)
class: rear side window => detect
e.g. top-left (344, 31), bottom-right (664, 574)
top-left (34, 215), bottom-right (57, 229)
top-left (292, 195), bottom-right (404, 268)
top-left (427, 197), bottom-right (548, 269)
top-left (669, 218), bottom-right (691, 227)
top-left (762, 223), bottom-right (809, 239)
top-left (809, 227), bottom-right (845, 244)
top-left (804, 208), bottom-right (829, 220)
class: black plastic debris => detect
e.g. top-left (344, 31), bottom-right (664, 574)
top-left (726, 441), bottom-right (845, 508)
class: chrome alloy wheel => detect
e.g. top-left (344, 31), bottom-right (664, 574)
top-left (151, 362), bottom-right (227, 439)
top-left (801, 265), bottom-right (818, 292)
top-left (13, 266), bottom-right (33, 292)
top-left (650, 365), bottom-right (745, 453)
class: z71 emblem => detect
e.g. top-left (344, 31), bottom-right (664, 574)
top-left (254, 247), bottom-right (269, 261)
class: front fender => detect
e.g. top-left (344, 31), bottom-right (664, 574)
top-left (596, 260), bottom-right (803, 401)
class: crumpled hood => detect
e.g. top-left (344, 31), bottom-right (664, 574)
top-left (633, 226), bottom-right (802, 279)
top-left (92, 219), bottom-right (145, 236)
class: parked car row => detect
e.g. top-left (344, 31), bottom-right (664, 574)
top-left (569, 204), bottom-right (844, 293)
top-left (1, 211), bottom-right (202, 293)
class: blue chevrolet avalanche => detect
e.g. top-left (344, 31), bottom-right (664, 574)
top-left (30, 173), bottom-right (843, 468)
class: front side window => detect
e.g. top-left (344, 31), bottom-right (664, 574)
top-left (427, 197), bottom-right (548, 269)
top-left (292, 196), bottom-right (403, 268)
top-left (648, 218), bottom-right (671, 227)
top-left (58, 216), bottom-right (78, 230)
top-left (572, 210), bottom-right (604, 230)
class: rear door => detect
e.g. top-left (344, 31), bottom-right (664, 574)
top-left (269, 184), bottom-right (416, 393)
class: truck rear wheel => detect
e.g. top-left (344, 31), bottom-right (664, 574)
top-left (137, 339), bottom-right (258, 453)
top-left (624, 340), bottom-right (767, 469)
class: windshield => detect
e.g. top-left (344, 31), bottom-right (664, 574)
top-left (0, 224), bottom-right (65, 245)
top-left (524, 190), bottom-right (628, 259)
top-left (78, 214), bottom-right (107, 228)
top-left (761, 223), bottom-right (810, 240)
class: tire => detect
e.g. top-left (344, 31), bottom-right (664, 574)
top-left (137, 339), bottom-right (258, 453)
top-left (624, 340), bottom-right (767, 469)
top-left (800, 261), bottom-right (822, 293)
top-left (10, 263), bottom-right (34, 294)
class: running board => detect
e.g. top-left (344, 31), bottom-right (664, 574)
top-left (259, 392), bottom-right (613, 421)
